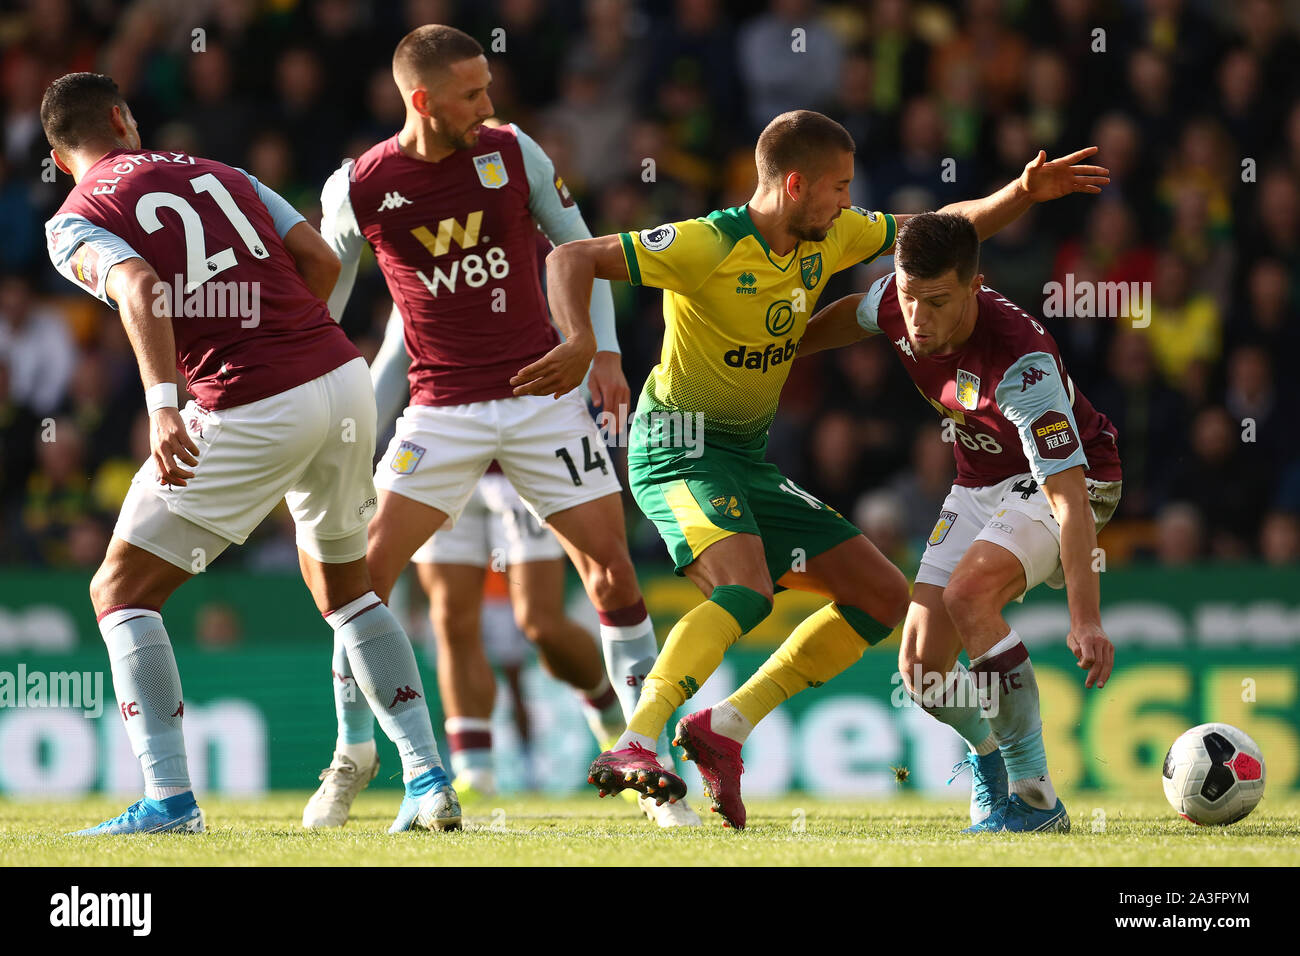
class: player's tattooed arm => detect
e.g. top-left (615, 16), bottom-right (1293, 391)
top-left (282, 221), bottom-right (342, 303)
top-left (896, 147), bottom-right (1110, 244)
top-left (1041, 465), bottom-right (1114, 689)
top-left (104, 258), bottom-right (200, 487)
top-left (513, 236), bottom-right (628, 399)
top-left (801, 293), bottom-right (871, 357)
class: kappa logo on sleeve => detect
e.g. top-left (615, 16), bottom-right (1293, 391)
top-left (70, 243), bottom-right (101, 293)
top-left (1020, 365), bottom-right (1048, 391)
top-left (1031, 410), bottom-right (1078, 458)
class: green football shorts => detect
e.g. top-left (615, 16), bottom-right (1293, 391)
top-left (628, 427), bottom-right (862, 584)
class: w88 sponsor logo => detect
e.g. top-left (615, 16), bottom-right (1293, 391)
top-left (415, 246), bottom-right (510, 296)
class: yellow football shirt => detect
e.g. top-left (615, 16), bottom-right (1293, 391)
top-left (620, 204), bottom-right (895, 445)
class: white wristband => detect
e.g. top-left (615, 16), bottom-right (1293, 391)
top-left (145, 382), bottom-right (178, 414)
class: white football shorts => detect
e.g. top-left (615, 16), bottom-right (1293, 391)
top-left (115, 357), bottom-right (378, 569)
top-left (375, 390), bottom-right (622, 528)
top-left (411, 471), bottom-right (566, 566)
top-left (480, 599), bottom-right (531, 669)
top-left (915, 472), bottom-right (1122, 599)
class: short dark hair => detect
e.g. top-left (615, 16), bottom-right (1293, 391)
top-left (755, 110), bottom-right (855, 187)
top-left (392, 24), bottom-right (484, 89)
top-left (41, 72), bottom-right (127, 154)
top-left (895, 212), bottom-right (980, 282)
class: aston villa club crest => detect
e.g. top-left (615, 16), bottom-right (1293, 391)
top-left (928, 510), bottom-right (958, 546)
top-left (956, 369), bottom-right (981, 411)
top-left (390, 440), bottom-right (427, 474)
top-left (473, 151), bottom-right (508, 189)
top-left (800, 252), bottom-right (823, 290)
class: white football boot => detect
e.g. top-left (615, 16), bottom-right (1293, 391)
top-left (303, 751), bottom-right (380, 828)
top-left (639, 792), bottom-right (703, 827)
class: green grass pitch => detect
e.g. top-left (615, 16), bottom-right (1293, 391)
top-left (3, 793), bottom-right (1298, 866)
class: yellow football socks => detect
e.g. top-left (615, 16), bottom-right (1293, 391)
top-left (727, 602), bottom-right (868, 726)
top-left (627, 599), bottom-right (743, 739)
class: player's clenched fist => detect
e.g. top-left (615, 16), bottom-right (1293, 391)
top-left (151, 407), bottom-right (200, 487)
top-left (510, 335), bottom-right (597, 399)
top-left (1066, 621), bottom-right (1114, 689)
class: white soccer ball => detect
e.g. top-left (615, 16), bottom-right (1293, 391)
top-left (1162, 722), bottom-right (1265, 826)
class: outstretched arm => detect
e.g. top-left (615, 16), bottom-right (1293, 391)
top-left (801, 293), bottom-right (870, 357)
top-left (888, 147), bottom-right (1110, 244)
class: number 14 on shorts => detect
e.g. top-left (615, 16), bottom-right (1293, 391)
top-left (555, 437), bottom-right (608, 486)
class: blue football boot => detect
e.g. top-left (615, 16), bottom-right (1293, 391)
top-left (948, 750), bottom-right (1009, 825)
top-left (962, 794), bottom-right (1070, 833)
top-left (388, 767), bottom-right (462, 833)
top-left (69, 793), bottom-right (205, 836)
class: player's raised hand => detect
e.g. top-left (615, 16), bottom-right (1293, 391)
top-left (1066, 620), bottom-right (1114, 689)
top-left (511, 336), bottom-right (597, 400)
top-left (151, 407), bottom-right (200, 487)
top-left (1019, 147), bottom-right (1110, 202)
top-left (587, 350), bottom-right (631, 435)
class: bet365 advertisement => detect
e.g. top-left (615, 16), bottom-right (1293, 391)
top-left (0, 566), bottom-right (1296, 799)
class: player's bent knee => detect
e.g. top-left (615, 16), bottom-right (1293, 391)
top-left (874, 567), bottom-right (911, 628)
top-left (709, 584), bottom-right (772, 635)
top-left (89, 550), bottom-right (169, 617)
top-left (432, 609), bottom-right (480, 647)
top-left (88, 563), bottom-right (116, 618)
top-left (580, 554), bottom-right (639, 608)
top-left (835, 604), bottom-right (895, 647)
top-left (898, 632), bottom-right (922, 685)
top-left (942, 573), bottom-right (989, 629)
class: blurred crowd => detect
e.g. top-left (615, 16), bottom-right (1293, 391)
top-left (1, 0), bottom-right (1298, 572)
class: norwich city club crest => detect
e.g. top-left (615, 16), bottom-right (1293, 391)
top-left (800, 252), bottom-right (823, 290)
top-left (710, 495), bottom-right (743, 519)
top-left (473, 151), bottom-right (508, 189)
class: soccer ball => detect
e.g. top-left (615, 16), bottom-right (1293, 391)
top-left (1161, 723), bottom-right (1265, 825)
